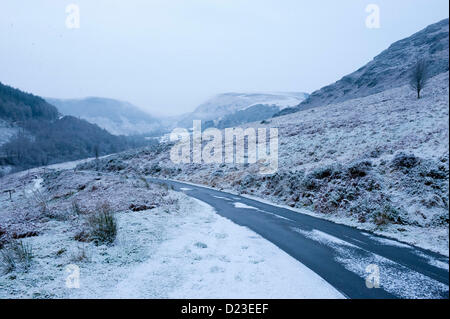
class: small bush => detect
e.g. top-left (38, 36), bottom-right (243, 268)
top-left (33, 189), bottom-right (49, 213)
top-left (367, 146), bottom-right (383, 158)
top-left (87, 203), bottom-right (117, 245)
top-left (241, 175), bottom-right (255, 186)
top-left (430, 210), bottom-right (449, 226)
top-left (300, 176), bottom-right (320, 191)
top-left (74, 229), bottom-right (91, 242)
top-left (347, 161), bottom-right (372, 178)
top-left (391, 153), bottom-right (419, 169)
top-left (348, 196), bottom-right (402, 226)
top-left (0, 241), bottom-right (33, 274)
top-left (372, 203), bottom-right (402, 226)
top-left (311, 166), bottom-right (335, 179)
top-left (420, 194), bottom-right (445, 209)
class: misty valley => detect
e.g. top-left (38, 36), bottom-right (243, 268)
top-left (0, 2), bottom-right (448, 303)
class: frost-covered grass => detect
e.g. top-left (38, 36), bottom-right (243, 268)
top-left (79, 72), bottom-right (449, 255)
top-left (0, 167), bottom-right (343, 298)
top-left (84, 203), bottom-right (118, 246)
top-left (0, 240), bottom-right (33, 274)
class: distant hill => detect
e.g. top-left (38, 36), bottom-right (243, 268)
top-left (47, 97), bottom-right (163, 136)
top-left (275, 18), bottom-right (449, 116)
top-left (0, 82), bottom-right (59, 121)
top-left (0, 82), bottom-right (150, 174)
top-left (177, 92), bottom-right (308, 128)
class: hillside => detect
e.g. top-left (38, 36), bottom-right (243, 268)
top-left (276, 18), bottom-right (449, 116)
top-left (0, 82), bottom-right (59, 122)
top-left (47, 97), bottom-right (162, 136)
top-left (0, 82), bottom-right (149, 174)
top-left (80, 71), bottom-right (449, 255)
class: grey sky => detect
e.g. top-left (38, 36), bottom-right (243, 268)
top-left (0, 1), bottom-right (448, 116)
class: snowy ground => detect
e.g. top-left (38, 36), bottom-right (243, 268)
top-left (0, 167), bottom-right (343, 298)
top-left (102, 199), bottom-right (342, 299)
top-left (77, 72), bottom-right (449, 256)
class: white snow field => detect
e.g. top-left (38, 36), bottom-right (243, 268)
top-left (0, 167), bottom-right (343, 299)
top-left (104, 199), bottom-right (343, 299)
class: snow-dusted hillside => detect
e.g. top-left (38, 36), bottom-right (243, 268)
top-left (277, 18), bottom-right (449, 116)
top-left (177, 92), bottom-right (308, 128)
top-left (0, 162), bottom-right (342, 298)
top-left (82, 72), bottom-right (449, 255)
top-left (47, 97), bottom-right (162, 136)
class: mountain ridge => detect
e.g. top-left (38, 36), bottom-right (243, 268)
top-left (177, 91), bottom-right (309, 128)
top-left (275, 18), bottom-right (449, 117)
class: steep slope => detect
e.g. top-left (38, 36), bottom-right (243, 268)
top-left (177, 92), bottom-right (308, 128)
top-left (47, 97), bottom-right (162, 136)
top-left (276, 18), bottom-right (449, 116)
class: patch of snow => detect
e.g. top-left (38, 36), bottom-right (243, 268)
top-left (413, 251), bottom-right (449, 271)
top-left (293, 228), bottom-right (359, 249)
top-left (233, 202), bottom-right (259, 210)
top-left (212, 195), bottom-right (232, 201)
top-left (361, 233), bottom-right (412, 249)
top-left (258, 210), bottom-right (294, 222)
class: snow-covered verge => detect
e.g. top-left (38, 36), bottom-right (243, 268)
top-left (101, 199), bottom-right (343, 299)
top-left (0, 167), bottom-right (343, 298)
top-left (78, 72), bottom-right (449, 256)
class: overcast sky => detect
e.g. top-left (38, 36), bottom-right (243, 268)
top-left (0, 1), bottom-right (448, 116)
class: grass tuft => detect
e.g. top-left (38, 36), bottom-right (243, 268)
top-left (0, 240), bottom-right (33, 274)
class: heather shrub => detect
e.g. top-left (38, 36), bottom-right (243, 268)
top-left (391, 153), bottom-right (419, 170)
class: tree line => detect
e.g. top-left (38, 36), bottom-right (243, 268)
top-left (0, 82), bottom-right (153, 173)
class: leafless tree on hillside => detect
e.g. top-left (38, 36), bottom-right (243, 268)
top-left (410, 60), bottom-right (429, 99)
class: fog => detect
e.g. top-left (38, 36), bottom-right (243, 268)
top-left (0, 0), bottom-right (448, 116)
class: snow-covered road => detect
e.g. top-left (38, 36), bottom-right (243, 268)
top-left (150, 178), bottom-right (449, 299)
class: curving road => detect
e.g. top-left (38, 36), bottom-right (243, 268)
top-left (150, 178), bottom-right (449, 299)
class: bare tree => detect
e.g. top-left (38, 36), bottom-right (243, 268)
top-left (410, 60), bottom-right (429, 99)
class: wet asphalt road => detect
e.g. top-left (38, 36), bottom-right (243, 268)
top-left (150, 178), bottom-right (449, 299)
